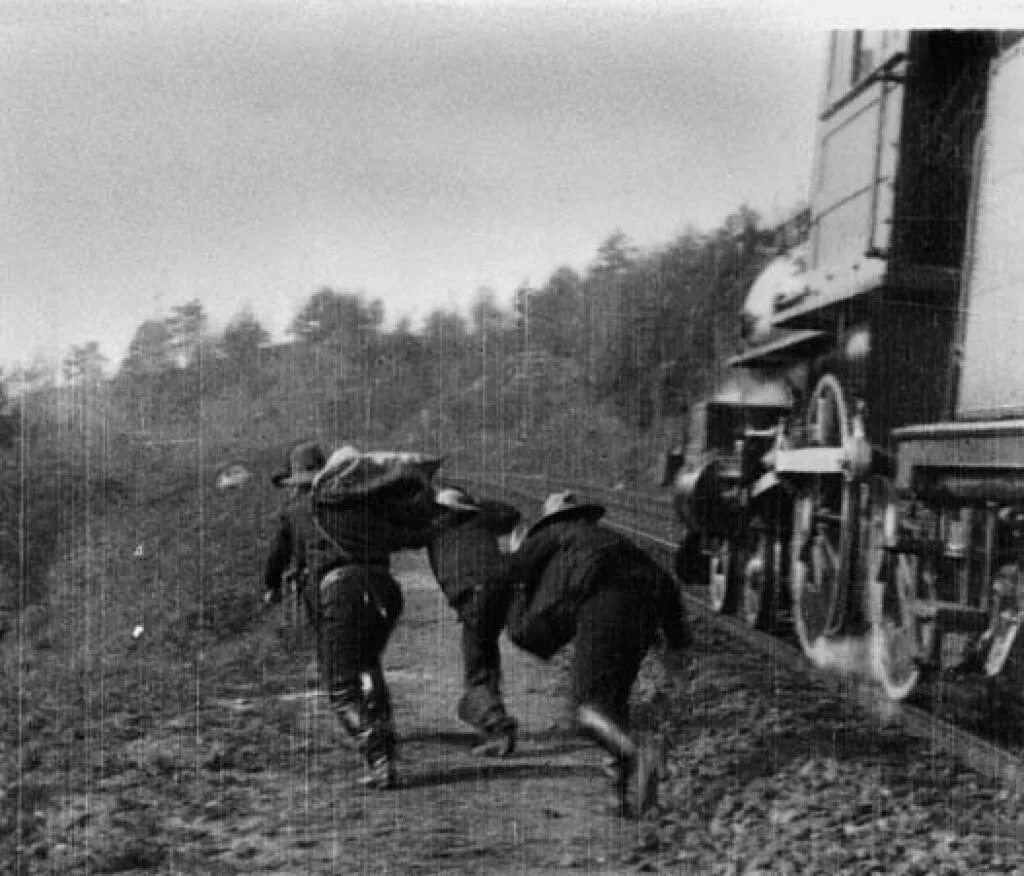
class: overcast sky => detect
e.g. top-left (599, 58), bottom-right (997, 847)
top-left (0, 1), bottom-right (1011, 370)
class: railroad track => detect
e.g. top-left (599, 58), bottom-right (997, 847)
top-left (461, 471), bottom-right (1024, 793)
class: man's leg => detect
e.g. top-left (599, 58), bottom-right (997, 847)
top-left (318, 567), bottom-right (402, 789)
top-left (458, 583), bottom-right (517, 756)
top-left (573, 584), bottom-right (659, 817)
top-left (361, 662), bottom-right (397, 768)
top-left (357, 570), bottom-right (403, 786)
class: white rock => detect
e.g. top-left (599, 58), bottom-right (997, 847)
top-left (216, 464), bottom-right (252, 490)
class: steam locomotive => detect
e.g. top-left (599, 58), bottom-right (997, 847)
top-left (670, 30), bottom-right (1024, 699)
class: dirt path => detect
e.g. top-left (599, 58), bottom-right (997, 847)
top-left (13, 471), bottom-right (1024, 874)
top-left (33, 551), bottom-right (654, 875)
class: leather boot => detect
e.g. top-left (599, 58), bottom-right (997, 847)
top-left (473, 710), bottom-right (517, 758)
top-left (576, 704), bottom-right (658, 818)
top-left (356, 757), bottom-right (396, 790)
top-left (331, 682), bottom-right (396, 790)
top-left (330, 685), bottom-right (373, 752)
top-left (621, 744), bottom-right (659, 818)
top-left (362, 667), bottom-right (397, 761)
top-left (576, 704), bottom-right (636, 761)
top-left (459, 688), bottom-right (517, 757)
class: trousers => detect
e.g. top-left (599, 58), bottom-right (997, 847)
top-left (455, 580), bottom-right (515, 732)
top-left (573, 582), bottom-right (657, 729)
top-left (304, 565), bottom-right (404, 766)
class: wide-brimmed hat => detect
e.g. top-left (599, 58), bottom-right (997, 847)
top-left (434, 485), bottom-right (481, 513)
top-left (271, 441), bottom-right (326, 487)
top-left (525, 490), bottom-right (605, 537)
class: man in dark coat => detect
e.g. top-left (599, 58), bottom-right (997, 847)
top-left (426, 485), bottom-right (522, 756)
top-left (505, 490), bottom-right (691, 817)
top-left (263, 442), bottom-right (438, 790)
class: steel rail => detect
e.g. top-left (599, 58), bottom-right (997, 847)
top-left (461, 472), bottom-right (1024, 792)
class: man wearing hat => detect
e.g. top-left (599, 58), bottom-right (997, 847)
top-left (427, 485), bottom-right (522, 756)
top-left (263, 441), bottom-right (438, 790)
top-left (505, 490), bottom-right (691, 818)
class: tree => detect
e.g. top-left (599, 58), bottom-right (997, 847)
top-left (62, 341), bottom-right (107, 386)
top-left (288, 287), bottom-right (383, 347)
top-left (583, 231), bottom-right (640, 401)
top-left (166, 298), bottom-right (207, 365)
top-left (421, 309), bottom-right (468, 357)
top-left (221, 307), bottom-right (270, 365)
top-left (722, 204), bottom-right (761, 246)
top-left (592, 229), bottom-right (637, 277)
top-left (516, 266), bottom-right (583, 359)
top-left (420, 308), bottom-right (470, 424)
top-left (10, 356), bottom-right (57, 395)
top-left (121, 319), bottom-right (174, 378)
top-left (469, 287), bottom-right (508, 338)
top-left (0, 373), bottom-right (16, 449)
top-left (214, 307), bottom-right (273, 398)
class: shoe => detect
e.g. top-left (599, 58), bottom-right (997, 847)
top-left (357, 758), bottom-right (397, 790)
top-left (621, 746), bottom-right (659, 818)
top-left (471, 729), bottom-right (515, 758)
top-left (471, 716), bottom-right (517, 758)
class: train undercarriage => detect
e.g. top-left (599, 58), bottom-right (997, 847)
top-left (674, 377), bottom-right (1024, 700)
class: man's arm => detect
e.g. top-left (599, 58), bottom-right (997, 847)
top-left (475, 500), bottom-right (522, 536)
top-left (263, 516), bottom-right (294, 604)
top-left (654, 568), bottom-right (692, 650)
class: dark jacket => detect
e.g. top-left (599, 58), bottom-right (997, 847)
top-left (264, 489), bottom-right (345, 592)
top-left (507, 518), bottom-right (689, 650)
top-left (264, 488), bottom-right (436, 592)
top-left (427, 501), bottom-right (520, 610)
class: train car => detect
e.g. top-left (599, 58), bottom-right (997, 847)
top-left (672, 30), bottom-right (1024, 699)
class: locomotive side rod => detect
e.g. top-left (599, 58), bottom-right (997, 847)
top-left (461, 472), bottom-right (1024, 792)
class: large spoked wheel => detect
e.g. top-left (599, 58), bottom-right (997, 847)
top-left (865, 476), bottom-right (936, 700)
top-left (708, 537), bottom-right (739, 614)
top-left (740, 527), bottom-right (778, 631)
top-left (982, 566), bottom-right (1024, 677)
top-left (790, 375), bottom-right (858, 656)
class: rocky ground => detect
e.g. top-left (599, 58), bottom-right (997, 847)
top-left (3, 461), bottom-right (1024, 874)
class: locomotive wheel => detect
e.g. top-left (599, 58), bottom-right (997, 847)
top-left (740, 529), bottom-right (777, 630)
top-left (865, 476), bottom-right (936, 700)
top-left (868, 553), bottom-right (937, 699)
top-left (708, 538), bottom-right (739, 614)
top-left (982, 566), bottom-right (1024, 677)
top-left (789, 374), bottom-right (857, 655)
top-left (790, 492), bottom-right (846, 651)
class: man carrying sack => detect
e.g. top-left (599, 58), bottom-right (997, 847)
top-left (263, 442), bottom-right (440, 790)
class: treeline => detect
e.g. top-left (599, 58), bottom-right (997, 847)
top-left (0, 205), bottom-right (799, 607)
top-left (8, 204), bottom-right (783, 437)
